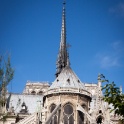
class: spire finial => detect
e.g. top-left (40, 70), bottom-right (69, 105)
top-left (56, 0), bottom-right (70, 77)
top-left (63, 0), bottom-right (66, 5)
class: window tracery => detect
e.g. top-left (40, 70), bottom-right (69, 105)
top-left (63, 103), bottom-right (74, 124)
top-left (50, 104), bottom-right (58, 124)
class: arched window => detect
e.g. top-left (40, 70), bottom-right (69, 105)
top-left (96, 116), bottom-right (103, 124)
top-left (82, 104), bottom-right (86, 110)
top-left (38, 91), bottom-right (43, 95)
top-left (50, 104), bottom-right (58, 124)
top-left (50, 104), bottom-right (56, 113)
top-left (63, 103), bottom-right (74, 124)
top-left (31, 91), bottom-right (36, 95)
top-left (99, 110), bottom-right (102, 114)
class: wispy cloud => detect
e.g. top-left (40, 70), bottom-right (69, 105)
top-left (109, 2), bottom-right (124, 17)
top-left (97, 55), bottom-right (119, 68)
top-left (111, 41), bottom-right (123, 51)
top-left (96, 41), bottom-right (124, 69)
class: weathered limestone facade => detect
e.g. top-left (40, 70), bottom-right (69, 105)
top-left (23, 81), bottom-right (50, 95)
top-left (43, 80), bottom-right (91, 123)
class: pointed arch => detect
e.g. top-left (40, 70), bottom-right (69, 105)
top-left (96, 115), bottom-right (104, 124)
top-left (49, 103), bottom-right (58, 124)
top-left (38, 90), bottom-right (43, 95)
top-left (63, 102), bottom-right (74, 124)
top-left (62, 101), bottom-right (75, 108)
top-left (50, 103), bottom-right (56, 113)
top-left (81, 103), bottom-right (87, 110)
top-left (31, 90), bottom-right (36, 95)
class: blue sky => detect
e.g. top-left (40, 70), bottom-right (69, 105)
top-left (0, 0), bottom-right (124, 93)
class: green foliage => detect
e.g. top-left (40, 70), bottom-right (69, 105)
top-left (99, 74), bottom-right (124, 119)
top-left (102, 82), bottom-right (124, 116)
top-left (0, 55), bottom-right (14, 122)
top-left (0, 55), bottom-right (14, 94)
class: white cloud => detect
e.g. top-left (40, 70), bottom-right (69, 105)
top-left (100, 55), bottom-right (119, 68)
top-left (109, 2), bottom-right (124, 17)
top-left (96, 41), bottom-right (123, 69)
top-left (111, 41), bottom-right (124, 52)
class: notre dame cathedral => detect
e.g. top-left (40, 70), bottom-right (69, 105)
top-left (0, 1), bottom-right (120, 124)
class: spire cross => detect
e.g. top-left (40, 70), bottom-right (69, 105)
top-left (63, 0), bottom-right (66, 5)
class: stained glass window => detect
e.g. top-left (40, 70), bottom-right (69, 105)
top-left (50, 104), bottom-right (58, 124)
top-left (97, 116), bottom-right (102, 124)
top-left (63, 104), bottom-right (74, 124)
top-left (64, 115), bottom-right (68, 124)
top-left (50, 104), bottom-right (56, 113)
top-left (64, 104), bottom-right (73, 114)
top-left (69, 115), bottom-right (74, 124)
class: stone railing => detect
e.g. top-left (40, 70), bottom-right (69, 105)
top-left (16, 113), bottom-right (37, 124)
top-left (45, 87), bottom-right (91, 97)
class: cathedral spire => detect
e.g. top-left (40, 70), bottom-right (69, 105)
top-left (56, 1), bottom-right (69, 77)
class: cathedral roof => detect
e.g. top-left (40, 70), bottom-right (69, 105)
top-left (50, 2), bottom-right (86, 91)
top-left (6, 94), bottom-right (43, 114)
top-left (50, 66), bottom-right (85, 90)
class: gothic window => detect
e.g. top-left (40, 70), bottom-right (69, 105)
top-left (82, 104), bottom-right (86, 110)
top-left (31, 91), bottom-right (36, 95)
top-left (99, 110), bottom-right (102, 114)
top-left (50, 104), bottom-right (56, 113)
top-left (38, 91), bottom-right (43, 95)
top-left (96, 116), bottom-right (103, 124)
top-left (63, 103), bottom-right (74, 124)
top-left (50, 104), bottom-right (58, 124)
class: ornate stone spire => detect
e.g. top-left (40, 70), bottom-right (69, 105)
top-left (56, 1), bottom-right (69, 77)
